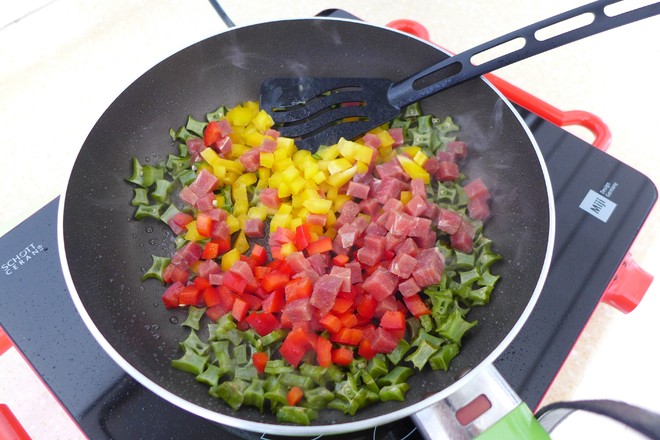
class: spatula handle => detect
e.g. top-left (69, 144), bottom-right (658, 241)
top-left (388, 0), bottom-right (660, 108)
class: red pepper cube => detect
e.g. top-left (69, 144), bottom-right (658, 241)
top-left (331, 347), bottom-right (354, 366)
top-left (222, 271), bottom-right (248, 294)
top-left (231, 297), bottom-right (250, 322)
top-left (252, 352), bottom-right (269, 374)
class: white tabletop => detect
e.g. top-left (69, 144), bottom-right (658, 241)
top-left (1, 1), bottom-right (659, 438)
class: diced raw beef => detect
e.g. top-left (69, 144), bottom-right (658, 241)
top-left (435, 161), bottom-right (460, 181)
top-left (362, 269), bottom-right (398, 301)
top-left (388, 127), bottom-right (404, 147)
top-left (375, 160), bottom-right (406, 181)
top-left (286, 252), bottom-right (312, 273)
top-left (468, 198), bottom-right (491, 220)
top-left (213, 137), bottom-right (232, 156)
top-left (339, 200), bottom-right (361, 218)
top-left (178, 185), bottom-right (199, 206)
top-left (260, 136), bottom-right (277, 152)
top-left (310, 274), bottom-right (343, 315)
top-left (190, 169), bottom-right (218, 197)
top-left (395, 238), bottom-right (420, 257)
top-left (464, 178), bottom-right (491, 202)
top-left (451, 220), bottom-right (475, 253)
top-left (171, 242), bottom-right (203, 268)
top-left (282, 297), bottom-right (314, 322)
top-left (423, 156), bottom-right (441, 175)
top-left (205, 208), bottom-right (228, 222)
top-left (384, 232), bottom-right (406, 251)
top-left (210, 221), bottom-right (230, 240)
top-left (351, 215), bottom-right (370, 236)
top-left (413, 229), bottom-right (437, 249)
top-left (329, 266), bottom-right (352, 292)
top-left (198, 259), bottom-right (222, 279)
top-left (259, 188), bottom-right (280, 209)
top-left (385, 211), bottom-right (414, 237)
top-left (410, 178), bottom-right (427, 200)
top-left (389, 253), bottom-right (418, 279)
top-left (371, 327), bottom-right (399, 353)
top-left (239, 148), bottom-right (261, 172)
top-left (446, 141), bottom-right (468, 160)
top-left (229, 260), bottom-right (255, 284)
top-left (412, 248), bottom-right (444, 287)
top-left (195, 193), bottom-right (215, 212)
top-left (306, 213), bottom-right (327, 226)
top-left (405, 194), bottom-right (427, 217)
top-left (307, 253), bottom-right (330, 276)
top-left (398, 277), bottom-right (421, 298)
top-left (337, 223), bottom-right (359, 248)
top-left (374, 295), bottom-right (399, 319)
top-left (374, 178), bottom-right (406, 204)
top-left (423, 201), bottom-right (439, 220)
top-left (436, 151), bottom-right (455, 163)
top-left (382, 198), bottom-right (404, 212)
top-left (357, 246), bottom-right (384, 268)
top-left (362, 133), bottom-right (382, 149)
top-left (347, 181), bottom-right (370, 199)
top-left (365, 222), bottom-right (387, 237)
top-left (359, 198), bottom-right (380, 216)
top-left (344, 261), bottom-right (364, 284)
top-left (243, 218), bottom-right (265, 238)
top-left (407, 217), bottom-right (432, 238)
top-left (436, 208), bottom-right (463, 235)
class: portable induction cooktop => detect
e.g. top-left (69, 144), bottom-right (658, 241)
top-left (0, 15), bottom-right (656, 440)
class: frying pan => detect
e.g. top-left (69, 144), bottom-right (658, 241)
top-left (57, 17), bottom-right (554, 436)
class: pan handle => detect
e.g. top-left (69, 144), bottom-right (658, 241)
top-left (410, 364), bottom-right (550, 439)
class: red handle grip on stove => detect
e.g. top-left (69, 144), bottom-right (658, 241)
top-left (0, 404), bottom-right (31, 440)
top-left (601, 253), bottom-right (653, 314)
top-left (386, 19), bottom-right (613, 151)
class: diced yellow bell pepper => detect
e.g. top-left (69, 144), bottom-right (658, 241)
top-left (400, 190), bottom-right (413, 205)
top-left (215, 194), bottom-right (225, 208)
top-left (290, 176), bottom-right (307, 195)
top-left (327, 158), bottom-right (353, 175)
top-left (413, 150), bottom-right (429, 167)
top-left (400, 146), bottom-right (421, 158)
top-left (317, 145), bottom-right (339, 161)
top-left (257, 167), bottom-right (270, 189)
top-left (312, 170), bottom-right (327, 184)
top-left (234, 172), bottom-right (257, 187)
top-left (200, 147), bottom-right (221, 167)
top-left (280, 242), bottom-right (298, 258)
top-left (303, 162), bottom-right (320, 180)
top-left (326, 165), bottom-right (358, 188)
top-left (282, 165), bottom-right (300, 182)
top-left (356, 161), bottom-right (369, 174)
top-left (226, 214), bottom-right (240, 234)
top-left (226, 105), bottom-right (253, 127)
top-left (277, 181), bottom-right (292, 199)
top-left (234, 231), bottom-right (250, 254)
top-left (212, 164), bottom-right (227, 180)
top-left (376, 130), bottom-right (395, 147)
top-left (221, 248), bottom-right (241, 271)
top-left (260, 151), bottom-right (275, 168)
top-left (333, 194), bottom-right (352, 211)
top-left (397, 154), bottom-right (430, 184)
top-left (292, 150), bottom-right (312, 167)
top-left (273, 157), bottom-right (295, 172)
top-left (276, 136), bottom-right (296, 154)
top-left (277, 203), bottom-right (293, 215)
top-left (247, 205), bottom-right (268, 221)
top-left (303, 198), bottom-right (333, 214)
top-left (252, 110), bottom-right (274, 132)
top-left (231, 143), bottom-right (252, 157)
top-left (290, 217), bottom-right (303, 231)
top-left (270, 213), bottom-right (291, 232)
top-left (184, 220), bottom-right (203, 242)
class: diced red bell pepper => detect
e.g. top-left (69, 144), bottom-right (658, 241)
top-left (162, 263), bottom-right (189, 284)
top-left (331, 347), bottom-right (354, 366)
top-left (254, 266), bottom-right (272, 280)
top-left (279, 327), bottom-right (310, 367)
top-left (245, 312), bottom-right (280, 336)
top-left (205, 304), bottom-right (228, 321)
top-left (356, 294), bottom-right (377, 319)
top-left (316, 336), bottom-right (333, 367)
top-left (337, 312), bottom-right (358, 329)
top-left (287, 386), bottom-right (304, 406)
top-left (294, 223), bottom-right (313, 251)
top-left (212, 235), bottom-right (232, 255)
top-left (193, 276), bottom-right (211, 290)
top-left (201, 242), bottom-right (220, 260)
top-left (250, 244), bottom-right (268, 266)
top-left (318, 314), bottom-right (343, 334)
top-left (330, 328), bottom-right (363, 346)
top-left (231, 297), bottom-right (250, 322)
top-left (217, 285), bottom-right (237, 311)
top-left (202, 286), bottom-right (222, 307)
top-left (332, 254), bottom-right (350, 267)
top-left (162, 282), bottom-right (184, 309)
top-left (262, 289), bottom-right (285, 314)
top-left (403, 293), bottom-right (432, 317)
top-left (330, 297), bottom-right (353, 315)
top-left (196, 213), bottom-right (214, 237)
top-left (178, 285), bottom-right (202, 306)
top-left (222, 271), bottom-right (248, 294)
top-left (203, 120), bottom-right (222, 146)
top-left (380, 310), bottom-right (407, 330)
top-left (357, 338), bottom-right (378, 360)
top-left (262, 270), bottom-right (290, 292)
top-left (252, 352), bottom-right (269, 374)
top-left (306, 237), bottom-right (333, 256)
top-left (270, 245), bottom-right (282, 260)
top-left (284, 277), bottom-right (312, 302)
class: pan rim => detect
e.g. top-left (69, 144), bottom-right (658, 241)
top-left (57, 16), bottom-right (556, 436)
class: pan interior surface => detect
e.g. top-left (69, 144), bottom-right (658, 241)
top-left (58, 18), bottom-right (553, 435)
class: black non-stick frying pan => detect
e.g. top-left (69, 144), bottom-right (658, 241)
top-left (58, 18), bottom-right (554, 436)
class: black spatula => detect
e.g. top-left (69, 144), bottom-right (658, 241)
top-left (261, 0), bottom-right (660, 150)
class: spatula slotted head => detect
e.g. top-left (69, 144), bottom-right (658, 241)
top-left (260, 77), bottom-right (400, 151)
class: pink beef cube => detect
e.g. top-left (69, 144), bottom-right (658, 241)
top-left (359, 198), bottom-right (380, 216)
top-left (362, 269), bottom-right (399, 301)
top-left (435, 161), bottom-right (460, 182)
top-left (347, 181), bottom-right (371, 199)
top-left (436, 208), bottom-right (463, 235)
top-left (447, 141), bottom-right (469, 160)
top-left (388, 127), bottom-right (404, 147)
top-left (310, 275), bottom-right (343, 315)
top-left (395, 238), bottom-right (420, 257)
top-left (407, 217), bottom-right (432, 238)
top-left (375, 160), bottom-right (406, 180)
top-left (365, 222), bottom-right (388, 237)
top-left (229, 260), bottom-right (256, 284)
top-left (286, 252), bottom-right (312, 274)
top-left (410, 178), bottom-right (427, 200)
top-left (384, 232), bottom-right (406, 251)
top-left (337, 223), bottom-right (359, 249)
top-left (282, 297), bottom-right (314, 322)
top-left (244, 218), bottom-right (265, 238)
top-left (357, 246), bottom-right (384, 267)
top-left (385, 211), bottom-right (415, 237)
top-left (259, 188), bottom-right (281, 209)
top-left (389, 253), bottom-right (418, 279)
top-left (398, 277), bottom-right (421, 298)
top-left (330, 266), bottom-right (352, 292)
top-left (307, 253), bottom-right (330, 276)
top-left (382, 198), bottom-right (404, 212)
top-left (412, 248), bottom-right (445, 287)
top-left (306, 213), bottom-right (327, 226)
top-left (195, 193), bottom-right (216, 212)
top-left (405, 194), bottom-right (428, 217)
top-left (344, 261), bottom-right (364, 284)
top-left (413, 229), bottom-right (437, 249)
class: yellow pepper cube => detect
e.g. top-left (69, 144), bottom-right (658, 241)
top-left (184, 220), bottom-right (203, 242)
top-left (325, 210), bottom-right (337, 228)
top-left (273, 158), bottom-right (295, 172)
top-left (252, 110), bottom-right (274, 132)
top-left (333, 194), bottom-right (352, 211)
top-left (226, 105), bottom-right (253, 127)
top-left (277, 181), bottom-right (292, 199)
top-left (280, 242), bottom-right (298, 258)
top-left (317, 145), bottom-right (339, 161)
top-left (226, 214), bottom-right (240, 234)
top-left (234, 172), bottom-right (257, 187)
top-left (234, 231), bottom-right (250, 255)
top-left (215, 194), bottom-right (225, 208)
top-left (292, 149), bottom-right (312, 167)
top-left (290, 176), bottom-right (307, 195)
top-left (337, 138), bottom-right (356, 160)
top-left (200, 147), bottom-right (221, 168)
top-left (276, 136), bottom-right (296, 155)
top-left (326, 165), bottom-right (357, 188)
top-left (218, 158), bottom-right (245, 175)
top-left (401, 146), bottom-right (421, 158)
top-left (413, 150), bottom-right (429, 167)
top-left (377, 130), bottom-right (395, 147)
top-left (303, 198), bottom-right (333, 214)
top-left (312, 170), bottom-right (327, 184)
top-left (258, 152), bottom-right (274, 170)
top-left (303, 162), bottom-right (320, 180)
top-left (354, 144), bottom-right (375, 164)
top-left (289, 217), bottom-right (303, 231)
top-left (270, 213), bottom-right (291, 232)
top-left (400, 191), bottom-right (413, 205)
top-left (282, 165), bottom-right (300, 182)
top-left (243, 131), bottom-right (266, 148)
top-left (327, 158), bottom-right (353, 175)
top-left (325, 186), bottom-right (338, 200)
top-left (356, 161), bottom-right (369, 174)
top-left (231, 143), bottom-right (252, 158)
top-left (221, 248), bottom-right (241, 271)
top-left (277, 203), bottom-right (293, 215)
top-left (212, 164), bottom-right (227, 180)
top-left (397, 154), bottom-right (430, 184)
top-left (247, 205), bottom-right (268, 221)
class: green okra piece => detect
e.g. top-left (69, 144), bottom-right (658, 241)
top-left (303, 386), bottom-right (335, 410)
top-left (171, 346), bottom-right (208, 376)
top-left (196, 363), bottom-right (223, 387)
top-left (243, 378), bottom-right (266, 413)
top-left (210, 378), bottom-right (247, 410)
top-left (276, 406), bottom-right (317, 425)
top-left (280, 372), bottom-right (313, 390)
top-left (429, 342), bottom-right (460, 371)
top-left (366, 355), bottom-right (389, 379)
top-left (405, 339), bottom-right (439, 371)
top-left (141, 255), bottom-right (171, 283)
top-left (134, 203), bottom-right (163, 220)
top-left (379, 383), bottom-right (410, 402)
top-left (131, 187), bottom-right (150, 206)
top-left (376, 366), bottom-right (413, 387)
top-left (182, 306), bottom-right (207, 331)
top-left (386, 339), bottom-right (411, 365)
